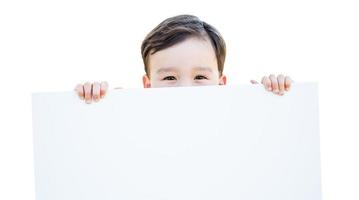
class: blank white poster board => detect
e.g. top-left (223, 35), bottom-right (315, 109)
top-left (32, 83), bottom-right (321, 200)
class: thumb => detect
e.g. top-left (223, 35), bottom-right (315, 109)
top-left (250, 80), bottom-right (259, 84)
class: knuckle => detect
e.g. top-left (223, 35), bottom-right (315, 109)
top-left (75, 83), bottom-right (82, 89)
top-left (261, 76), bottom-right (268, 84)
top-left (265, 80), bottom-right (271, 86)
top-left (93, 81), bottom-right (100, 86)
top-left (101, 81), bottom-right (108, 87)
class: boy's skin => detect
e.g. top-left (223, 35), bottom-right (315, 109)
top-left (75, 36), bottom-right (292, 103)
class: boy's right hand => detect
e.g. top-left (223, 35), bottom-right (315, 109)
top-left (74, 81), bottom-right (109, 104)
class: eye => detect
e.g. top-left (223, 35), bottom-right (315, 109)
top-left (194, 75), bottom-right (208, 80)
top-left (162, 76), bottom-right (177, 81)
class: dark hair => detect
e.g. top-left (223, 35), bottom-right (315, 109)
top-left (141, 14), bottom-right (226, 77)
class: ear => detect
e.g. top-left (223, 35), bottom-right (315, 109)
top-left (219, 74), bottom-right (227, 85)
top-left (142, 74), bottom-right (151, 88)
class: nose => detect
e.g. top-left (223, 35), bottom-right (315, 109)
top-left (177, 79), bottom-right (193, 87)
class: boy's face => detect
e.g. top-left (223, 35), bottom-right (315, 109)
top-left (142, 37), bottom-right (227, 88)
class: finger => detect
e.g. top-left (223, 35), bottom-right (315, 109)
top-left (277, 74), bottom-right (285, 95)
top-left (261, 76), bottom-right (272, 91)
top-left (250, 80), bottom-right (259, 84)
top-left (269, 74), bottom-right (279, 94)
top-left (74, 84), bottom-right (84, 100)
top-left (83, 82), bottom-right (92, 104)
top-left (285, 76), bottom-right (292, 91)
top-left (100, 81), bottom-right (109, 98)
top-left (92, 82), bottom-right (101, 102)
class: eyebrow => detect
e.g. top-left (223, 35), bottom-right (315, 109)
top-left (193, 67), bottom-right (213, 72)
top-left (156, 68), bottom-right (177, 74)
top-left (156, 66), bottom-right (213, 74)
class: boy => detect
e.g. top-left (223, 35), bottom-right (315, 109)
top-left (74, 15), bottom-right (292, 103)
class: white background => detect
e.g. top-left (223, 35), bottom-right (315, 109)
top-left (0, 0), bottom-right (358, 199)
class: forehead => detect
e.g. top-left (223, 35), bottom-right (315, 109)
top-left (148, 37), bottom-right (218, 73)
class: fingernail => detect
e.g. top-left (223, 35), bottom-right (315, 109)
top-left (268, 87), bottom-right (272, 91)
top-left (85, 99), bottom-right (91, 104)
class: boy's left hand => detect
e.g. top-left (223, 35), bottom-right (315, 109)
top-left (250, 74), bottom-right (292, 96)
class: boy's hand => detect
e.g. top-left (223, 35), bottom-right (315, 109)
top-left (74, 81), bottom-right (109, 104)
top-left (250, 74), bottom-right (292, 96)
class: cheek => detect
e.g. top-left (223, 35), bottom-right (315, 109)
top-left (195, 78), bottom-right (220, 86)
top-left (207, 79), bottom-right (221, 85)
top-left (207, 74), bottom-right (222, 85)
top-left (150, 79), bottom-right (170, 88)
top-left (149, 79), bottom-right (159, 88)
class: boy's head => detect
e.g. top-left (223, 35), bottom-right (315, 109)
top-left (141, 14), bottom-right (227, 88)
